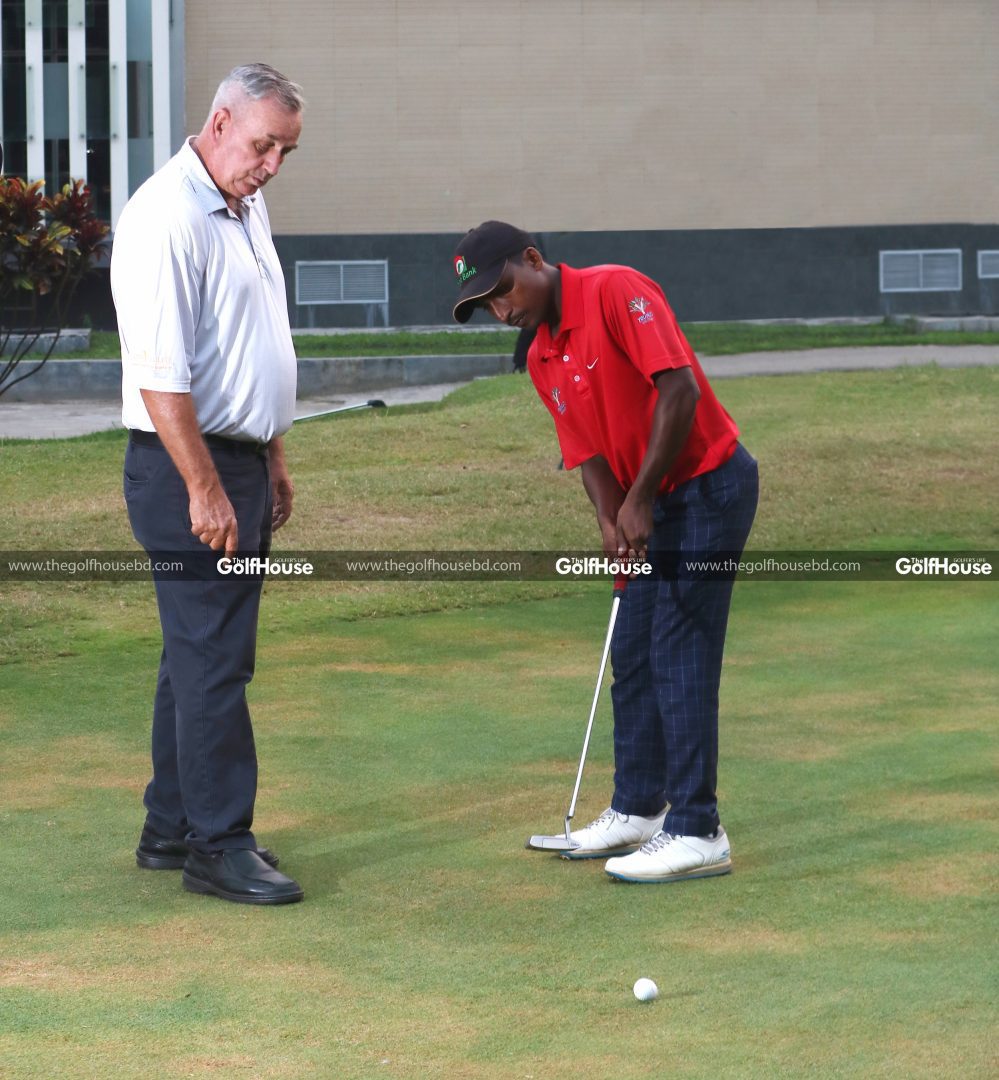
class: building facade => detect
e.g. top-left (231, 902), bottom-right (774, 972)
top-left (0, 0), bottom-right (184, 223)
top-left (2, 0), bottom-right (997, 327)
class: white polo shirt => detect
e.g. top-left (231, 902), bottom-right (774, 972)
top-left (112, 139), bottom-right (297, 443)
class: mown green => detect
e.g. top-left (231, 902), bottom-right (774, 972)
top-left (1, 366), bottom-right (996, 1078)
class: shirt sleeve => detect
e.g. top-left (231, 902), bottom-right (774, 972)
top-left (110, 211), bottom-right (202, 393)
top-left (600, 269), bottom-right (692, 384)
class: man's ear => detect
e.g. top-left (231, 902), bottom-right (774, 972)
top-left (212, 107), bottom-right (232, 139)
top-left (523, 246), bottom-right (545, 271)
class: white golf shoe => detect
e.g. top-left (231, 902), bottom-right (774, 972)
top-left (562, 807), bottom-right (668, 860)
top-left (604, 827), bottom-right (732, 883)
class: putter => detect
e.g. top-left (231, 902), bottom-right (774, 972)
top-left (294, 399), bottom-right (387, 423)
top-left (526, 577), bottom-right (627, 852)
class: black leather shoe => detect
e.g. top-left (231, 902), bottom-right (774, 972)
top-left (182, 848), bottom-right (304, 905)
top-left (136, 828), bottom-right (278, 871)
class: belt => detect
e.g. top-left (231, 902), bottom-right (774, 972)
top-left (128, 429), bottom-right (268, 456)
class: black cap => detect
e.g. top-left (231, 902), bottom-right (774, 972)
top-left (451, 220), bottom-right (537, 323)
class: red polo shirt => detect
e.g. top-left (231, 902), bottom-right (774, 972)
top-left (528, 264), bottom-right (739, 493)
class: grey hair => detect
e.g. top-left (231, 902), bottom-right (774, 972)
top-left (212, 63), bottom-right (305, 114)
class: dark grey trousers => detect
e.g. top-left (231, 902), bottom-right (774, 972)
top-left (124, 434), bottom-right (271, 853)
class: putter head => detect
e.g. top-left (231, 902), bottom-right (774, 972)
top-left (525, 833), bottom-right (580, 852)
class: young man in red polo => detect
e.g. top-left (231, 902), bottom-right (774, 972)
top-left (452, 222), bottom-right (759, 884)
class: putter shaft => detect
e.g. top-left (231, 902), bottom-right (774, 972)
top-left (562, 592), bottom-right (622, 842)
top-left (294, 399), bottom-right (386, 423)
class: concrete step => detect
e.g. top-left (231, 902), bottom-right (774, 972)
top-left (0, 353), bottom-right (513, 402)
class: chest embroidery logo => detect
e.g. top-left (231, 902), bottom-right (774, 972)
top-left (628, 296), bottom-right (655, 324)
top-left (587, 357), bottom-right (599, 369)
top-left (552, 387), bottom-right (567, 415)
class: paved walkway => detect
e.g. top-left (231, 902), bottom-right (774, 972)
top-left (700, 343), bottom-right (998, 378)
top-left (0, 345), bottom-right (995, 440)
top-left (0, 382), bottom-right (468, 440)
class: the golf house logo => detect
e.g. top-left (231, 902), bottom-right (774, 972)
top-left (895, 555), bottom-right (992, 577)
top-left (628, 296), bottom-right (655, 324)
top-left (552, 387), bottom-right (566, 414)
top-left (454, 255), bottom-right (476, 281)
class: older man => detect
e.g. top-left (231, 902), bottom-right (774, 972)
top-left (112, 64), bottom-right (304, 905)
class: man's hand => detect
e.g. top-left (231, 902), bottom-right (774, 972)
top-left (189, 481), bottom-right (239, 556)
top-left (615, 490), bottom-right (654, 560)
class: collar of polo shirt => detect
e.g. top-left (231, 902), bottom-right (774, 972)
top-left (537, 266), bottom-right (585, 360)
top-left (182, 138), bottom-right (252, 219)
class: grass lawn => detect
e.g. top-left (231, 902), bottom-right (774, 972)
top-left (1, 367), bottom-right (996, 1078)
top-left (34, 319), bottom-right (999, 361)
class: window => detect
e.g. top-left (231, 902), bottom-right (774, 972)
top-left (879, 250), bottom-right (962, 293)
top-left (295, 261), bottom-right (389, 305)
top-left (1, 0), bottom-right (28, 175)
top-left (977, 251), bottom-right (999, 280)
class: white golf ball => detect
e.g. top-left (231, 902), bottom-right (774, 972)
top-left (633, 977), bottom-right (659, 1002)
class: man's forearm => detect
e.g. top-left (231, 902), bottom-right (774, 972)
top-left (581, 456), bottom-right (627, 522)
top-left (139, 388), bottom-right (239, 554)
top-left (267, 434), bottom-right (287, 469)
top-left (629, 368), bottom-right (700, 502)
top-left (582, 456), bottom-right (628, 554)
top-left (612, 367), bottom-right (701, 557)
top-left (139, 389), bottom-right (221, 496)
top-left (266, 433), bottom-right (294, 530)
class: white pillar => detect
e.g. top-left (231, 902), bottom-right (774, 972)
top-left (108, 0), bottom-right (128, 225)
top-left (24, 0), bottom-right (45, 184)
top-left (151, 0), bottom-right (171, 168)
top-left (67, 0), bottom-right (88, 183)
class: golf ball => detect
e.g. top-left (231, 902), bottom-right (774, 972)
top-left (633, 977), bottom-right (659, 1002)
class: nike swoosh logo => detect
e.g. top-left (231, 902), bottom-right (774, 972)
top-left (587, 358), bottom-right (599, 369)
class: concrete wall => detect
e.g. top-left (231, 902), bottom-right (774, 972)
top-left (164, 1), bottom-right (999, 326)
top-left (74, 220), bottom-right (999, 331)
top-left (274, 223), bottom-right (999, 327)
top-left (184, 0), bottom-right (999, 236)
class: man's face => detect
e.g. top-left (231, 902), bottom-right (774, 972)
top-left (214, 95), bottom-right (302, 200)
top-left (480, 248), bottom-right (552, 330)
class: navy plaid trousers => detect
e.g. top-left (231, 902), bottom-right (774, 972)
top-left (609, 443), bottom-right (759, 836)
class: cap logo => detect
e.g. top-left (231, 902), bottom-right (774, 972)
top-left (454, 256), bottom-right (477, 282)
